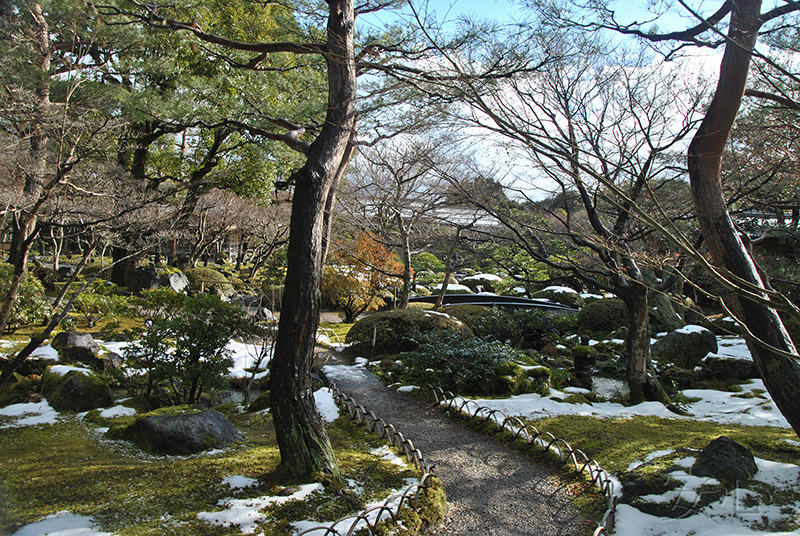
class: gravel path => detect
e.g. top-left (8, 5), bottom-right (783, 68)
top-left (323, 364), bottom-right (594, 536)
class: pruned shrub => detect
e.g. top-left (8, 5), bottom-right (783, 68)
top-left (511, 308), bottom-right (564, 350)
top-left (533, 287), bottom-right (585, 308)
top-left (577, 298), bottom-right (628, 337)
top-left (394, 332), bottom-right (548, 396)
top-left (184, 267), bottom-right (232, 296)
top-left (345, 309), bottom-right (472, 355)
top-left (444, 305), bottom-right (515, 343)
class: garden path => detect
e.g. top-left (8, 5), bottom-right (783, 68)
top-left (323, 361), bottom-right (594, 536)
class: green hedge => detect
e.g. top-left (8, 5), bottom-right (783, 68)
top-left (345, 309), bottom-right (472, 355)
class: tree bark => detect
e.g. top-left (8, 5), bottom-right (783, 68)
top-left (687, 0), bottom-right (800, 435)
top-left (270, 0), bottom-right (356, 481)
top-left (397, 214), bottom-right (412, 309)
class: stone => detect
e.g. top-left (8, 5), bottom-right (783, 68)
top-left (42, 366), bottom-right (113, 412)
top-left (697, 356), bottom-right (757, 383)
top-left (50, 332), bottom-right (101, 366)
top-left (126, 266), bottom-right (189, 294)
top-left (131, 410), bottom-right (242, 455)
top-left (691, 436), bottom-right (758, 486)
top-left (651, 326), bottom-right (718, 369)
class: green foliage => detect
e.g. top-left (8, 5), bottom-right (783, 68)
top-left (134, 288), bottom-right (188, 320)
top-left (412, 252), bottom-right (445, 272)
top-left (577, 298), bottom-right (628, 337)
top-left (123, 294), bottom-right (250, 404)
top-left (184, 267), bottom-right (231, 294)
top-left (443, 305), bottom-right (515, 343)
top-left (413, 271), bottom-right (444, 286)
top-left (395, 332), bottom-right (545, 396)
top-left (345, 309), bottom-right (473, 355)
top-left (0, 263), bottom-right (52, 331)
top-left (72, 282), bottom-right (133, 328)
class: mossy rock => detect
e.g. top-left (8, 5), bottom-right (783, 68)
top-left (533, 288), bottom-right (585, 308)
top-left (0, 374), bottom-right (43, 407)
top-left (41, 366), bottom-right (113, 412)
top-left (495, 362), bottom-right (533, 395)
top-left (526, 365), bottom-right (551, 379)
top-left (248, 391), bottom-right (271, 412)
top-left (346, 309), bottom-right (473, 355)
top-left (577, 298), bottom-right (628, 338)
top-left (109, 407), bottom-right (241, 455)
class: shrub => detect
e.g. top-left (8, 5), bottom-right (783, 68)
top-left (511, 308), bottom-right (563, 350)
top-left (577, 298), bottom-right (628, 337)
top-left (184, 267), bottom-right (231, 295)
top-left (123, 294), bottom-right (250, 404)
top-left (533, 287), bottom-right (585, 308)
top-left (395, 332), bottom-right (546, 396)
top-left (0, 263), bottom-right (52, 331)
top-left (443, 305), bottom-right (515, 343)
top-left (345, 309), bottom-right (472, 355)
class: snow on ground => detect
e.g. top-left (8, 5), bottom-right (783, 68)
top-left (313, 387), bottom-right (339, 422)
top-left (9, 511), bottom-right (113, 536)
top-left (615, 457), bottom-right (800, 536)
top-left (0, 399), bottom-right (59, 428)
top-left (432, 283), bottom-right (473, 292)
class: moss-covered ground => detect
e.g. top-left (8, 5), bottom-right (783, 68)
top-left (0, 404), bottom-right (443, 536)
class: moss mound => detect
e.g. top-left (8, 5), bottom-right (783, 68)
top-left (346, 309), bottom-right (473, 355)
top-left (183, 267), bottom-right (231, 293)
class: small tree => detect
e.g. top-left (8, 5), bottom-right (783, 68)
top-left (124, 293), bottom-right (249, 404)
top-left (322, 232), bottom-right (404, 323)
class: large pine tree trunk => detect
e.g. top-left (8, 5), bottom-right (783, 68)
top-left (270, 0), bottom-right (356, 481)
top-left (687, 0), bottom-right (800, 435)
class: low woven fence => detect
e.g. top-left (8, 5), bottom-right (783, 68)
top-left (428, 386), bottom-right (618, 536)
top-left (296, 381), bottom-right (437, 536)
top-left (302, 381), bottom-right (618, 536)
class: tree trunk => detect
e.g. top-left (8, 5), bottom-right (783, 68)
top-left (270, 0), bottom-right (356, 482)
top-left (687, 0), bottom-right (800, 436)
top-left (624, 282), bottom-right (650, 405)
top-left (397, 215), bottom-right (412, 309)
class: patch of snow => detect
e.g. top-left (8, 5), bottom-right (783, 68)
top-left (0, 400), bottom-right (59, 428)
top-left (98, 405), bottom-right (137, 418)
top-left (48, 365), bottom-right (94, 376)
top-left (542, 286), bottom-right (578, 294)
top-left (197, 482), bottom-right (322, 534)
top-left (397, 385), bottom-right (418, 393)
top-left (314, 388), bottom-right (339, 422)
top-left (432, 284), bottom-right (473, 292)
top-left (675, 325), bottom-right (711, 335)
top-left (10, 511), bottom-right (113, 536)
top-left (223, 476), bottom-right (258, 490)
top-left (461, 273), bottom-right (503, 282)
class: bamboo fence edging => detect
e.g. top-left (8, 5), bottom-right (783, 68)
top-left (428, 385), bottom-right (617, 536)
top-left (303, 380), bottom-right (617, 536)
top-left (295, 381), bottom-right (437, 536)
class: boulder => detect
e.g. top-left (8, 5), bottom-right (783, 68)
top-left (42, 366), bottom-right (113, 412)
top-left (50, 332), bottom-right (101, 366)
top-left (691, 436), bottom-right (758, 486)
top-left (127, 266), bottom-right (189, 294)
top-left (651, 326), bottom-right (717, 369)
top-left (128, 409), bottom-right (242, 455)
top-left (697, 356), bottom-right (757, 383)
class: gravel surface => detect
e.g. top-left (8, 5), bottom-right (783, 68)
top-left (324, 364), bottom-right (595, 536)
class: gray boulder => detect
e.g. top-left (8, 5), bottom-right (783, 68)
top-left (127, 266), bottom-right (189, 294)
top-left (42, 366), bottom-right (113, 412)
top-left (51, 332), bottom-right (101, 366)
top-left (691, 436), bottom-right (758, 486)
top-left (132, 410), bottom-right (242, 455)
top-left (651, 326), bottom-right (718, 369)
top-left (698, 356), bottom-right (757, 383)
